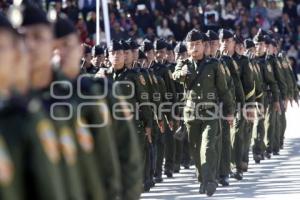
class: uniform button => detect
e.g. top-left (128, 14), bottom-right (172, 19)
top-left (197, 83), bottom-right (200, 87)
top-left (197, 96), bottom-right (200, 99)
top-left (196, 71), bottom-right (199, 74)
top-left (127, 85), bottom-right (130, 87)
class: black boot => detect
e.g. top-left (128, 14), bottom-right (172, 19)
top-left (206, 182), bottom-right (217, 197)
top-left (218, 176), bottom-right (229, 186)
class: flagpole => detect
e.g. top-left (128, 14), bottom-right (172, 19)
top-left (96, 0), bottom-right (100, 45)
top-left (101, 0), bottom-right (111, 45)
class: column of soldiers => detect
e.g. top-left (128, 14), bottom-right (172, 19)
top-left (0, 2), bottom-right (299, 200)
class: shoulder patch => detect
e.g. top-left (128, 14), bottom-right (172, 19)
top-left (59, 127), bottom-right (77, 165)
top-left (0, 135), bottom-right (14, 186)
top-left (76, 118), bottom-right (94, 153)
top-left (36, 120), bottom-right (60, 164)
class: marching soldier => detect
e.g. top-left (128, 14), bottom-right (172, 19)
top-left (232, 35), bottom-right (255, 173)
top-left (244, 39), bottom-right (265, 164)
top-left (54, 15), bottom-right (122, 199)
top-left (172, 42), bottom-right (188, 173)
top-left (0, 9), bottom-right (67, 200)
top-left (80, 44), bottom-right (99, 74)
top-left (173, 29), bottom-right (234, 196)
top-left (253, 29), bottom-right (280, 162)
top-left (265, 35), bottom-right (288, 156)
top-left (20, 4), bottom-right (87, 200)
top-left (218, 29), bottom-right (240, 182)
top-left (91, 45), bottom-right (105, 68)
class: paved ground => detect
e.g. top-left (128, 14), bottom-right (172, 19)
top-left (140, 104), bottom-right (300, 200)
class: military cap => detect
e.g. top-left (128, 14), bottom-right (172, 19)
top-left (138, 49), bottom-right (147, 59)
top-left (263, 35), bottom-right (272, 44)
top-left (92, 45), bottom-right (104, 56)
top-left (154, 38), bottom-right (167, 50)
top-left (257, 28), bottom-right (268, 36)
top-left (244, 39), bottom-right (255, 49)
top-left (120, 40), bottom-right (131, 50)
top-left (219, 29), bottom-right (234, 40)
top-left (166, 42), bottom-right (174, 51)
top-left (108, 40), bottom-right (123, 52)
top-left (206, 30), bottom-right (218, 41)
top-left (140, 39), bottom-right (154, 52)
top-left (185, 28), bottom-right (203, 42)
top-left (21, 3), bottom-right (50, 26)
top-left (82, 43), bottom-right (92, 54)
top-left (202, 33), bottom-right (210, 42)
top-left (0, 12), bottom-right (16, 33)
top-left (126, 38), bottom-right (140, 49)
top-left (174, 42), bottom-right (187, 54)
top-left (54, 15), bottom-right (76, 39)
top-left (234, 34), bottom-right (243, 44)
top-left (253, 29), bottom-right (266, 43)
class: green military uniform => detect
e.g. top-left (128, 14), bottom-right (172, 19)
top-left (93, 77), bottom-right (143, 200)
top-left (255, 54), bottom-right (279, 158)
top-left (250, 55), bottom-right (265, 163)
top-left (173, 30), bottom-right (234, 196)
top-left (220, 51), bottom-right (245, 179)
top-left (174, 56), bottom-right (234, 193)
top-left (266, 52), bottom-right (287, 155)
top-left (232, 51), bottom-right (255, 171)
top-left (54, 16), bottom-right (120, 199)
top-left (0, 95), bottom-right (66, 200)
top-left (278, 53), bottom-right (299, 148)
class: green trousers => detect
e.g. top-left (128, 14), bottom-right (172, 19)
top-left (186, 119), bottom-right (219, 184)
top-left (264, 103), bottom-right (277, 154)
top-left (231, 112), bottom-right (246, 171)
top-left (219, 120), bottom-right (231, 177)
top-left (242, 121), bottom-right (254, 164)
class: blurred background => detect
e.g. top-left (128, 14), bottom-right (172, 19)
top-left (1, 0), bottom-right (299, 82)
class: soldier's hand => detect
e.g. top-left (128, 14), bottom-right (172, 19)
top-left (274, 101), bottom-right (281, 113)
top-left (284, 98), bottom-right (288, 110)
top-left (226, 114), bottom-right (234, 127)
top-left (169, 120), bottom-right (174, 131)
top-left (158, 120), bottom-right (165, 134)
top-left (180, 65), bottom-right (190, 77)
top-left (145, 127), bottom-right (152, 144)
top-left (245, 108), bottom-right (255, 123)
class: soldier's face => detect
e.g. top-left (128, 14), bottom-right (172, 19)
top-left (255, 42), bottom-right (266, 56)
top-left (92, 54), bottom-right (105, 67)
top-left (54, 33), bottom-right (83, 79)
top-left (22, 25), bottom-right (53, 71)
top-left (0, 29), bottom-right (17, 89)
top-left (124, 49), bottom-right (133, 66)
top-left (155, 48), bottom-right (166, 61)
top-left (145, 50), bottom-right (154, 62)
top-left (109, 50), bottom-right (124, 69)
top-left (165, 51), bottom-right (175, 63)
top-left (132, 49), bottom-right (139, 61)
top-left (84, 53), bottom-right (92, 64)
top-left (209, 40), bottom-right (219, 56)
top-left (220, 38), bottom-right (235, 54)
top-left (235, 44), bottom-right (244, 55)
top-left (187, 40), bottom-right (204, 59)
